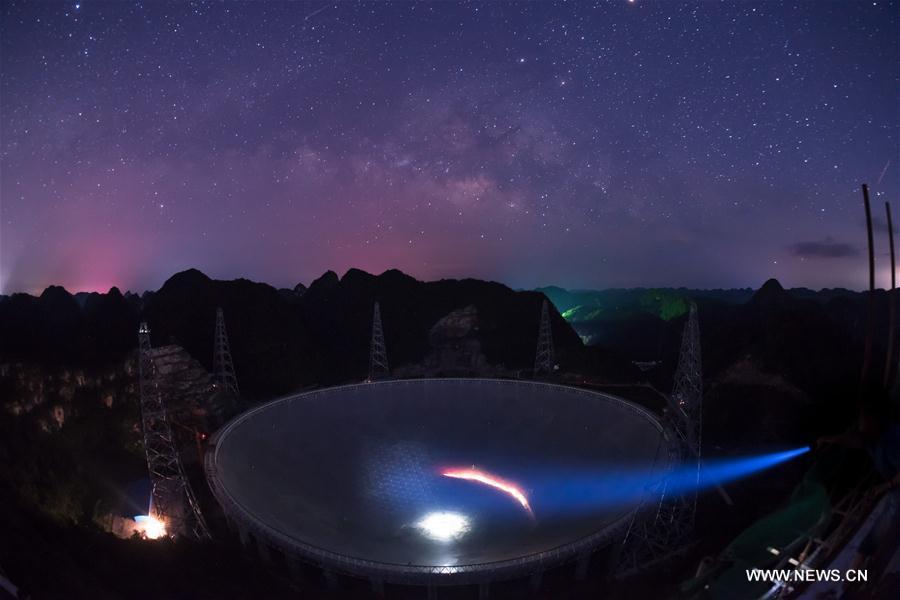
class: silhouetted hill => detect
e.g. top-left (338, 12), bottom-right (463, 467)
top-left (2, 272), bottom-right (894, 433)
top-left (142, 270), bottom-right (318, 398)
top-left (2, 270), bottom-right (896, 597)
top-left (540, 279), bottom-right (896, 438)
top-left (0, 285), bottom-right (139, 366)
top-left (748, 277), bottom-right (795, 311)
top-left (0, 268), bottom-right (587, 398)
top-left (298, 270), bottom-right (583, 383)
top-left (538, 285), bottom-right (755, 318)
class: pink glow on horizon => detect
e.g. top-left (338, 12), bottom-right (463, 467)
top-left (442, 467), bottom-right (534, 517)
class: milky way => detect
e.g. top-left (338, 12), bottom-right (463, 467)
top-left (1, 1), bottom-right (897, 293)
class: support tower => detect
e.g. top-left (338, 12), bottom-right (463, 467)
top-left (138, 322), bottom-right (211, 540)
top-left (616, 302), bottom-right (702, 574)
top-left (368, 302), bottom-right (390, 381)
top-left (534, 299), bottom-right (555, 375)
top-left (671, 302), bottom-right (703, 470)
top-left (213, 307), bottom-right (240, 397)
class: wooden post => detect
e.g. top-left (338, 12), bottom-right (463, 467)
top-left (884, 202), bottom-right (896, 389)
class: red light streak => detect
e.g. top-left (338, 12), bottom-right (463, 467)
top-left (442, 467), bottom-right (534, 517)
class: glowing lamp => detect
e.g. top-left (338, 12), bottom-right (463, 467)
top-left (416, 511), bottom-right (470, 541)
top-left (135, 515), bottom-right (167, 539)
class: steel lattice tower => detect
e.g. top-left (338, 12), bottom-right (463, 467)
top-left (616, 302), bottom-right (702, 575)
top-left (671, 302), bottom-right (703, 466)
top-left (213, 307), bottom-right (240, 397)
top-left (368, 302), bottom-right (390, 381)
top-left (534, 299), bottom-right (555, 375)
top-left (138, 322), bottom-right (211, 540)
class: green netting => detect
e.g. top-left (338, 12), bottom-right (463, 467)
top-left (724, 480), bottom-right (830, 564)
top-left (704, 561), bottom-right (772, 600)
top-left (681, 479), bottom-right (831, 599)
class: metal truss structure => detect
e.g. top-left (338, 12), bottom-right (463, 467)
top-left (138, 322), bottom-right (211, 540)
top-left (213, 307), bottom-right (240, 398)
top-left (534, 299), bottom-right (556, 375)
top-left (368, 302), bottom-right (390, 381)
top-left (616, 302), bottom-right (702, 575)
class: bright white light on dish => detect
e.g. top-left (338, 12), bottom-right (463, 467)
top-left (416, 511), bottom-right (470, 541)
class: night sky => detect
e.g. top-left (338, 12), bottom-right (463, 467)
top-left (1, 1), bottom-right (897, 294)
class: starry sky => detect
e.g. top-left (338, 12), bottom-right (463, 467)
top-left (1, 1), bottom-right (897, 294)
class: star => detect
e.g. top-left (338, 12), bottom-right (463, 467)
top-left (0, 0), bottom-right (895, 292)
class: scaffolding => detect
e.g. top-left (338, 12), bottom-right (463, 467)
top-left (138, 322), bottom-right (211, 540)
top-left (616, 302), bottom-right (702, 574)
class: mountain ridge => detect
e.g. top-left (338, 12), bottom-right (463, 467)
top-left (0, 267), bottom-right (589, 397)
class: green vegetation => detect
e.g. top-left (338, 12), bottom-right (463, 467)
top-left (638, 289), bottom-right (689, 321)
top-left (555, 290), bottom-right (689, 324)
top-left (0, 370), bottom-right (145, 527)
top-left (561, 305), bottom-right (605, 322)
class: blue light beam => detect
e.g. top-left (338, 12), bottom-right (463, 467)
top-left (530, 446), bottom-right (810, 517)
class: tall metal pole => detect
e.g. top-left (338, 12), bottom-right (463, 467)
top-left (860, 184), bottom-right (876, 397)
top-left (884, 202), bottom-right (896, 389)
